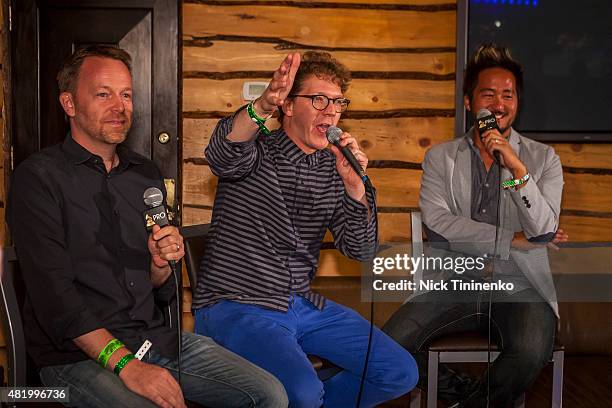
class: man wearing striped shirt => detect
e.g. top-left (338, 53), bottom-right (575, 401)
top-left (192, 51), bottom-right (417, 407)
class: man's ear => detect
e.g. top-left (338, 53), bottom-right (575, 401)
top-left (282, 98), bottom-right (294, 117)
top-left (464, 95), bottom-right (471, 112)
top-left (59, 92), bottom-right (76, 117)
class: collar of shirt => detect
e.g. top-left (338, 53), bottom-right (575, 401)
top-left (276, 130), bottom-right (323, 167)
top-left (61, 134), bottom-right (146, 172)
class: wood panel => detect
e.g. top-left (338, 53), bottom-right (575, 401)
top-left (188, 0), bottom-right (456, 5)
top-left (318, 249), bottom-right (362, 276)
top-left (560, 215), bottom-right (612, 242)
top-left (182, 206), bottom-right (213, 226)
top-left (552, 143), bottom-right (612, 171)
top-left (183, 78), bottom-right (455, 113)
top-left (183, 163), bottom-right (217, 207)
top-left (182, 290), bottom-right (194, 332)
top-left (184, 42), bottom-right (455, 75)
top-left (182, 117), bottom-right (454, 163)
top-left (562, 173), bottom-right (612, 214)
top-left (183, 4), bottom-right (456, 49)
top-left (368, 168), bottom-right (422, 207)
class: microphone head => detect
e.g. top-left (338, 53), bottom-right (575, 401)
top-left (326, 126), bottom-right (343, 144)
top-left (475, 108), bottom-right (499, 133)
top-left (476, 108), bottom-right (493, 119)
top-left (143, 187), bottom-right (164, 208)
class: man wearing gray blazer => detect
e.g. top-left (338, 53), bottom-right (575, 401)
top-left (383, 44), bottom-right (567, 407)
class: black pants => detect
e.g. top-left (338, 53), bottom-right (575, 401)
top-left (382, 282), bottom-right (556, 407)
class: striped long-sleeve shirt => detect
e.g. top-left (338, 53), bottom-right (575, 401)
top-left (191, 113), bottom-right (378, 312)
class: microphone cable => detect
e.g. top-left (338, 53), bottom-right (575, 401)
top-left (169, 259), bottom-right (183, 387)
top-left (486, 154), bottom-right (502, 408)
top-left (356, 182), bottom-right (378, 408)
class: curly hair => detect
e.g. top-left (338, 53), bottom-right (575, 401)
top-left (279, 51), bottom-right (351, 121)
top-left (463, 43), bottom-right (523, 102)
top-left (57, 45), bottom-right (132, 94)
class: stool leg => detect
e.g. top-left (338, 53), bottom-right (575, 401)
top-left (552, 350), bottom-right (564, 408)
top-left (410, 388), bottom-right (422, 408)
top-left (428, 351), bottom-right (439, 408)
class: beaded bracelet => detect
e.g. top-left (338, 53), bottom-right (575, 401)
top-left (114, 354), bottom-right (136, 376)
top-left (247, 100), bottom-right (272, 135)
top-left (502, 173), bottom-right (530, 190)
top-left (97, 339), bottom-right (125, 368)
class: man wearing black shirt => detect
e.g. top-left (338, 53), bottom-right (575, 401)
top-left (7, 45), bottom-right (287, 408)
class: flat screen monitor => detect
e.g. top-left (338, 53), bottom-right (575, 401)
top-left (455, 0), bottom-right (612, 142)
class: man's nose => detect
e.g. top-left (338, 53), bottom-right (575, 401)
top-left (111, 95), bottom-right (125, 112)
top-left (492, 95), bottom-right (504, 111)
top-left (323, 100), bottom-right (337, 115)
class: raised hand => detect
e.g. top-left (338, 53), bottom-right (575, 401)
top-left (253, 52), bottom-right (301, 115)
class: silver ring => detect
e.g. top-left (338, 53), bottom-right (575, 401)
top-left (495, 139), bottom-right (500, 144)
top-left (176, 244), bottom-right (180, 251)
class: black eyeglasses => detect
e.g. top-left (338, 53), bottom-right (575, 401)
top-left (289, 94), bottom-right (351, 113)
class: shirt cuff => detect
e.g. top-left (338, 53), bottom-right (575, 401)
top-left (216, 113), bottom-right (256, 152)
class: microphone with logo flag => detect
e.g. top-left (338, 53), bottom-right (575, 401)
top-left (143, 187), bottom-right (170, 232)
top-left (476, 108), bottom-right (501, 162)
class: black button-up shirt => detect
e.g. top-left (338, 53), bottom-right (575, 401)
top-left (7, 136), bottom-right (177, 367)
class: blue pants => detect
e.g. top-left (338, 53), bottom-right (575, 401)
top-left (195, 296), bottom-right (418, 408)
top-left (39, 332), bottom-right (288, 408)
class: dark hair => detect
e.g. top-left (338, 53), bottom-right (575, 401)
top-left (279, 51), bottom-right (351, 121)
top-left (57, 45), bottom-right (132, 94)
top-left (463, 43), bottom-right (523, 102)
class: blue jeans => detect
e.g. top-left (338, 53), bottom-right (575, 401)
top-left (39, 331), bottom-right (288, 407)
top-left (195, 296), bottom-right (418, 408)
top-left (382, 286), bottom-right (556, 407)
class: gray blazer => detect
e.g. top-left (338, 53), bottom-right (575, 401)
top-left (419, 128), bottom-right (564, 316)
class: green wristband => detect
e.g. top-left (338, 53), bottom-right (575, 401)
top-left (97, 339), bottom-right (125, 368)
top-left (247, 100), bottom-right (271, 135)
top-left (502, 172), bottom-right (530, 190)
top-left (114, 353), bottom-right (136, 376)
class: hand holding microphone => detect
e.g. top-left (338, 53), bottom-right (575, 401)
top-left (476, 108), bottom-right (504, 163)
top-left (476, 109), bottom-right (525, 176)
top-left (143, 187), bottom-right (184, 268)
top-left (326, 126), bottom-right (373, 193)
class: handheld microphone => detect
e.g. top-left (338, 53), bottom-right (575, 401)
top-left (476, 108), bottom-right (501, 162)
top-left (326, 126), bottom-right (373, 190)
top-left (142, 187), bottom-right (175, 266)
top-left (143, 187), bottom-right (170, 231)
top-left (143, 187), bottom-right (182, 385)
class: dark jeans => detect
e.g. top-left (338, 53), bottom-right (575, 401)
top-left (39, 332), bottom-right (288, 408)
top-left (382, 282), bottom-right (556, 408)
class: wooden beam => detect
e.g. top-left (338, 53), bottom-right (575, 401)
top-left (183, 78), bottom-right (455, 112)
top-left (183, 3), bottom-right (456, 49)
top-left (183, 42), bottom-right (455, 75)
